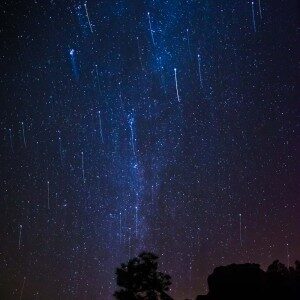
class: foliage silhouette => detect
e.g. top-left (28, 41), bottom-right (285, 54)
top-left (114, 252), bottom-right (173, 300)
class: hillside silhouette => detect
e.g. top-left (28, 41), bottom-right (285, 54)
top-left (197, 259), bottom-right (300, 299)
top-left (114, 253), bottom-right (300, 300)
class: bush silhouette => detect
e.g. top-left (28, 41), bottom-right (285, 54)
top-left (114, 252), bottom-right (173, 300)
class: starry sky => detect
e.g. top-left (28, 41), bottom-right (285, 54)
top-left (0, 0), bottom-right (299, 299)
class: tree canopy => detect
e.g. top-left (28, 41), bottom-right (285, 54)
top-left (114, 252), bottom-right (173, 300)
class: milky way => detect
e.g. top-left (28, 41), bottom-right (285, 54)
top-left (0, 1), bottom-right (299, 299)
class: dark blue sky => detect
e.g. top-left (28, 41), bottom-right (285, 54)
top-left (0, 0), bottom-right (299, 299)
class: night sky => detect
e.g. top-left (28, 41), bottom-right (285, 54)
top-left (0, 0), bottom-right (299, 299)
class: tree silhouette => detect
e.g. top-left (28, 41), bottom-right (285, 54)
top-left (114, 252), bottom-right (173, 300)
top-left (266, 260), bottom-right (300, 299)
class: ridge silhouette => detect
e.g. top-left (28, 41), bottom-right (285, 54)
top-left (114, 253), bottom-right (300, 300)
